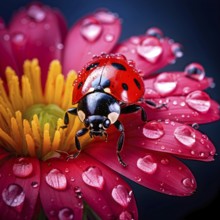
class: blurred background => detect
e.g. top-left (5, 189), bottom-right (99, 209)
top-left (0, 0), bottom-right (219, 219)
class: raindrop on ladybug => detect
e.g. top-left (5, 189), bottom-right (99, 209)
top-left (62, 53), bottom-right (166, 167)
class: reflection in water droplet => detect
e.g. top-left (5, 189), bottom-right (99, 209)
top-left (119, 211), bottom-right (134, 220)
top-left (11, 32), bottom-right (26, 46)
top-left (82, 166), bottom-right (104, 189)
top-left (171, 43), bottom-right (183, 58)
top-left (137, 37), bottom-right (162, 63)
top-left (81, 18), bottom-right (102, 42)
top-left (13, 158), bottom-right (33, 178)
top-left (184, 63), bottom-right (205, 81)
top-left (105, 33), bottom-right (114, 42)
top-left (27, 4), bottom-right (46, 22)
top-left (111, 185), bottom-right (132, 207)
top-left (154, 73), bottom-right (177, 96)
top-left (58, 207), bottom-right (74, 220)
top-left (182, 177), bottom-right (195, 189)
top-left (31, 181), bottom-right (39, 188)
top-left (186, 91), bottom-right (211, 113)
top-left (45, 169), bottom-right (67, 190)
top-left (137, 155), bottom-right (157, 174)
top-left (174, 125), bottom-right (196, 147)
top-left (74, 186), bottom-right (83, 199)
top-left (2, 183), bottom-right (25, 207)
top-left (146, 27), bottom-right (163, 39)
top-left (143, 121), bottom-right (164, 139)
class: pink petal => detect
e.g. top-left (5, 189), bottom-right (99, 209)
top-left (85, 143), bottom-right (197, 196)
top-left (40, 160), bottom-right (83, 220)
top-left (144, 95), bottom-right (220, 124)
top-left (143, 71), bottom-right (213, 99)
top-left (8, 3), bottom-right (67, 86)
top-left (63, 9), bottom-right (121, 74)
top-left (122, 118), bottom-right (216, 161)
top-left (113, 28), bottom-right (179, 77)
top-left (0, 157), bottom-right (40, 219)
top-left (0, 20), bottom-right (19, 80)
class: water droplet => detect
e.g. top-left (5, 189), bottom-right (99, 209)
top-left (13, 158), bottom-right (33, 178)
top-left (111, 185), bottom-right (132, 207)
top-left (174, 125), bottom-right (196, 147)
top-left (57, 43), bottom-right (64, 50)
top-left (171, 43), bottom-right (183, 58)
top-left (143, 121), bottom-right (164, 139)
top-left (182, 177), bottom-right (195, 188)
top-left (154, 73), bottom-right (177, 96)
top-left (58, 207), bottom-right (74, 220)
top-left (31, 181), bottom-right (39, 188)
top-left (27, 4), bottom-right (46, 22)
top-left (45, 169), bottom-right (67, 190)
top-left (192, 123), bottom-right (199, 129)
top-left (11, 32), bottom-right (26, 46)
top-left (74, 186), bottom-right (83, 199)
top-left (105, 33), bottom-right (114, 42)
top-left (130, 36), bottom-right (141, 45)
top-left (3, 34), bottom-right (10, 41)
top-left (2, 184), bottom-right (25, 207)
top-left (186, 91), bottom-right (211, 113)
top-left (81, 18), bottom-right (102, 42)
top-left (146, 27), bottom-right (163, 39)
top-left (119, 211), bottom-right (134, 220)
top-left (184, 63), bottom-right (205, 81)
top-left (82, 166), bottom-right (104, 190)
top-left (137, 37), bottom-right (162, 63)
top-left (161, 158), bottom-right (169, 165)
top-left (95, 10), bottom-right (117, 23)
top-left (137, 155), bottom-right (157, 174)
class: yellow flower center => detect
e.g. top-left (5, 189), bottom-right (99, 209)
top-left (0, 59), bottom-right (90, 160)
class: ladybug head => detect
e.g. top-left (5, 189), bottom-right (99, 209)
top-left (84, 115), bottom-right (111, 137)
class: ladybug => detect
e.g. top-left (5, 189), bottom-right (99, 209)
top-left (63, 53), bottom-right (149, 167)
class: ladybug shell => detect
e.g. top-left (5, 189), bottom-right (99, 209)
top-left (72, 55), bottom-right (145, 104)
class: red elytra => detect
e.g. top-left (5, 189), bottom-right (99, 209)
top-left (72, 53), bottom-right (145, 104)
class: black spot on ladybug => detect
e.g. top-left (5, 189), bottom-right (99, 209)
top-left (122, 83), bottom-right (128, 91)
top-left (134, 78), bottom-right (141, 90)
top-left (111, 63), bottom-right (126, 71)
top-left (86, 62), bottom-right (99, 71)
top-left (78, 82), bottom-right (83, 89)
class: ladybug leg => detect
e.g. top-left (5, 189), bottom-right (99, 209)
top-left (145, 100), bottom-right (168, 109)
top-left (121, 104), bottom-right (147, 122)
top-left (74, 128), bottom-right (89, 158)
top-left (114, 120), bottom-right (127, 167)
top-left (61, 107), bottom-right (77, 128)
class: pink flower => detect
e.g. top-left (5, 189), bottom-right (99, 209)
top-left (0, 2), bottom-right (219, 220)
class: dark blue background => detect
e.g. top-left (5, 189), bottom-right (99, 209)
top-left (1, 0), bottom-right (220, 219)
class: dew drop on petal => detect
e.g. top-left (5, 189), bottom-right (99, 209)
top-left (174, 125), bottom-right (196, 147)
top-left (11, 32), bottom-right (26, 46)
top-left (143, 121), bottom-right (164, 139)
top-left (2, 183), bottom-right (25, 207)
top-left (186, 91), bottom-right (211, 113)
top-left (74, 186), bottom-right (83, 199)
top-left (182, 177), bottom-right (195, 189)
top-left (130, 36), bottom-right (141, 45)
top-left (184, 63), bottom-right (205, 81)
top-left (137, 155), bottom-right (157, 174)
top-left (119, 211), bottom-right (134, 220)
top-left (105, 33), bottom-right (114, 42)
top-left (31, 181), bottom-right (39, 188)
top-left (146, 27), bottom-right (164, 39)
top-left (137, 37), bottom-right (162, 63)
top-left (81, 18), bottom-right (102, 42)
top-left (154, 73), bottom-right (177, 96)
top-left (27, 4), bottom-right (46, 22)
top-left (13, 158), bottom-right (33, 178)
top-left (45, 169), bottom-right (67, 190)
top-left (171, 43), bottom-right (183, 58)
top-left (95, 10), bottom-right (117, 23)
top-left (82, 166), bottom-right (104, 190)
top-left (111, 185), bottom-right (132, 207)
top-left (58, 207), bottom-right (74, 220)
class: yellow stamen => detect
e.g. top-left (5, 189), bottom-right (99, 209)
top-left (0, 59), bottom-right (91, 160)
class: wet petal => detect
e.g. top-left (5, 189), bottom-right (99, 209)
top-left (40, 160), bottom-right (83, 220)
top-left (143, 71), bottom-right (213, 99)
top-left (144, 95), bottom-right (220, 124)
top-left (41, 156), bottom-right (138, 220)
top-left (0, 157), bottom-right (40, 219)
top-left (85, 143), bottom-right (197, 196)
top-left (0, 20), bottom-right (19, 80)
top-left (123, 118), bottom-right (216, 161)
top-left (8, 3), bottom-right (67, 86)
top-left (113, 28), bottom-right (179, 77)
top-left (63, 9), bottom-right (121, 74)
